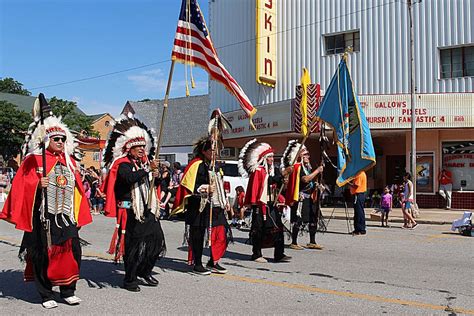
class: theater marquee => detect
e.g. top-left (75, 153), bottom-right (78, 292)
top-left (256, 0), bottom-right (277, 87)
top-left (360, 93), bottom-right (473, 129)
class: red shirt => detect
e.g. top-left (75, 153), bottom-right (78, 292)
top-left (439, 170), bottom-right (452, 185)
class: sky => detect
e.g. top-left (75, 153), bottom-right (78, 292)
top-left (0, 0), bottom-right (210, 116)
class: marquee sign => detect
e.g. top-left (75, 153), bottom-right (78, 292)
top-left (256, 0), bottom-right (277, 87)
top-left (359, 93), bottom-right (473, 129)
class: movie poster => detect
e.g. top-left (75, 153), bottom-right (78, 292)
top-left (416, 154), bottom-right (434, 193)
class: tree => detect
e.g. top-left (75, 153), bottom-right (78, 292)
top-left (0, 77), bottom-right (32, 96)
top-left (48, 97), bottom-right (94, 134)
top-left (0, 101), bottom-right (32, 161)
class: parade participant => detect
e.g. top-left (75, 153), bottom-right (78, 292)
top-left (350, 170), bottom-right (368, 235)
top-left (172, 136), bottom-right (230, 275)
top-left (102, 115), bottom-right (166, 292)
top-left (283, 140), bottom-right (324, 250)
top-left (239, 139), bottom-right (291, 263)
top-left (0, 113), bottom-right (92, 309)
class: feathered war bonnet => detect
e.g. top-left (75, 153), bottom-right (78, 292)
top-left (192, 108), bottom-right (232, 160)
top-left (22, 95), bottom-right (78, 160)
top-left (103, 113), bottom-right (156, 168)
top-left (280, 140), bottom-right (308, 170)
top-left (238, 138), bottom-right (274, 178)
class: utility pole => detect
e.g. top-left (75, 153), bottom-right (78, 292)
top-left (408, 0), bottom-right (417, 203)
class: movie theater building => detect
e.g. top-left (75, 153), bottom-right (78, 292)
top-left (208, 0), bottom-right (474, 208)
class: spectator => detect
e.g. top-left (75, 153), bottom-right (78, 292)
top-left (380, 186), bottom-right (392, 227)
top-left (401, 172), bottom-right (418, 229)
top-left (438, 167), bottom-right (453, 209)
top-left (83, 180), bottom-right (91, 200)
top-left (169, 162), bottom-right (183, 198)
top-left (370, 190), bottom-right (381, 208)
top-left (232, 186), bottom-right (246, 227)
top-left (159, 161), bottom-right (172, 218)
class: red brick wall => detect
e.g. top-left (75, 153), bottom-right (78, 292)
top-left (417, 192), bottom-right (474, 209)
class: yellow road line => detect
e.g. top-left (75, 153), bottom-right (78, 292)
top-left (213, 273), bottom-right (474, 315)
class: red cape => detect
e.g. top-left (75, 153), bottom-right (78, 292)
top-left (285, 163), bottom-right (302, 206)
top-left (102, 157), bottom-right (131, 218)
top-left (0, 152), bottom-right (92, 232)
top-left (244, 166), bottom-right (267, 206)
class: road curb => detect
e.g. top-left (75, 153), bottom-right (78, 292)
top-left (327, 215), bottom-right (452, 225)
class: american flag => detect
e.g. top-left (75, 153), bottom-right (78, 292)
top-left (171, 0), bottom-right (256, 121)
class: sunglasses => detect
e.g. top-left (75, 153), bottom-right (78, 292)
top-left (52, 137), bottom-right (66, 142)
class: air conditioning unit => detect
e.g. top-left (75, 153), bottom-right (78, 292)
top-left (220, 147), bottom-right (237, 159)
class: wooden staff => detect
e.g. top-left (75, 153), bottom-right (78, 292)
top-left (148, 60), bottom-right (176, 207)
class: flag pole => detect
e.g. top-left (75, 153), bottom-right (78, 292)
top-left (155, 60), bottom-right (176, 159)
top-left (408, 0), bottom-right (417, 204)
top-left (149, 60), bottom-right (176, 208)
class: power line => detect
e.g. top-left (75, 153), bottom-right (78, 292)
top-left (28, 0), bottom-right (397, 91)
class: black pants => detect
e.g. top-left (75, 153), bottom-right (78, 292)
top-left (123, 219), bottom-right (165, 289)
top-left (353, 193), bottom-right (366, 233)
top-left (189, 225), bottom-right (213, 266)
top-left (250, 206), bottom-right (285, 261)
top-left (31, 238), bottom-right (81, 302)
top-left (290, 198), bottom-right (319, 244)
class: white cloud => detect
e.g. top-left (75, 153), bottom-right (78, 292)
top-left (72, 97), bottom-right (121, 116)
top-left (128, 68), bottom-right (207, 94)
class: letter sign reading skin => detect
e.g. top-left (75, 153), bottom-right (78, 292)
top-left (256, 0), bottom-right (277, 86)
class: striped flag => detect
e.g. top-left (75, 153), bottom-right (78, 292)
top-left (171, 0), bottom-right (257, 124)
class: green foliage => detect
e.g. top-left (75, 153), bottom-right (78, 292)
top-left (48, 97), bottom-right (94, 134)
top-left (0, 101), bottom-right (32, 161)
top-left (0, 77), bottom-right (32, 96)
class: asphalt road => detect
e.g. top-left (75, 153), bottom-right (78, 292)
top-left (0, 215), bottom-right (473, 315)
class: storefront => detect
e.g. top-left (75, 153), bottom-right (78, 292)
top-left (210, 0), bottom-right (474, 208)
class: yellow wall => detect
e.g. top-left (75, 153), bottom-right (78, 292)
top-left (81, 114), bottom-right (114, 169)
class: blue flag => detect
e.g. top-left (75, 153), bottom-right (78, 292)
top-left (316, 57), bottom-right (376, 186)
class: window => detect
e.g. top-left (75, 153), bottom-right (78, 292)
top-left (440, 46), bottom-right (474, 78)
top-left (442, 141), bottom-right (474, 191)
top-left (159, 154), bottom-right (175, 164)
top-left (324, 31), bottom-right (360, 55)
top-left (93, 152), bottom-right (100, 161)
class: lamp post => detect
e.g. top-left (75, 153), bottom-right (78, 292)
top-left (408, 0), bottom-right (418, 203)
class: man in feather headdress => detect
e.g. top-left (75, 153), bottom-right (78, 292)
top-left (283, 140), bottom-right (324, 250)
top-left (172, 110), bottom-right (231, 275)
top-left (101, 115), bottom-right (166, 292)
top-left (0, 112), bottom-right (92, 309)
top-left (239, 139), bottom-right (291, 263)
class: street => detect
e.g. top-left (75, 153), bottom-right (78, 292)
top-left (0, 214), bottom-right (473, 315)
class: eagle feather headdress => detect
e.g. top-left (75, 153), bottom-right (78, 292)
top-left (103, 113), bottom-right (156, 168)
top-left (280, 140), bottom-right (308, 170)
top-left (238, 138), bottom-right (274, 178)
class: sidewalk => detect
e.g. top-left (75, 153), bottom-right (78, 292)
top-left (321, 207), bottom-right (470, 225)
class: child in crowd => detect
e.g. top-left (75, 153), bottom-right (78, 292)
top-left (232, 186), bottom-right (246, 227)
top-left (380, 186), bottom-right (392, 227)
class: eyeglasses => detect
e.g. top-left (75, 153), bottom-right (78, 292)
top-left (52, 137), bottom-right (66, 142)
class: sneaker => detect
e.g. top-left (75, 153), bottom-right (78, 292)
top-left (305, 243), bottom-right (324, 250)
top-left (42, 300), bottom-right (58, 309)
top-left (410, 223), bottom-right (418, 230)
top-left (253, 257), bottom-right (268, 263)
top-left (207, 262), bottom-right (228, 274)
top-left (63, 295), bottom-right (82, 305)
top-left (193, 265), bottom-right (211, 275)
top-left (289, 244), bottom-right (304, 250)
